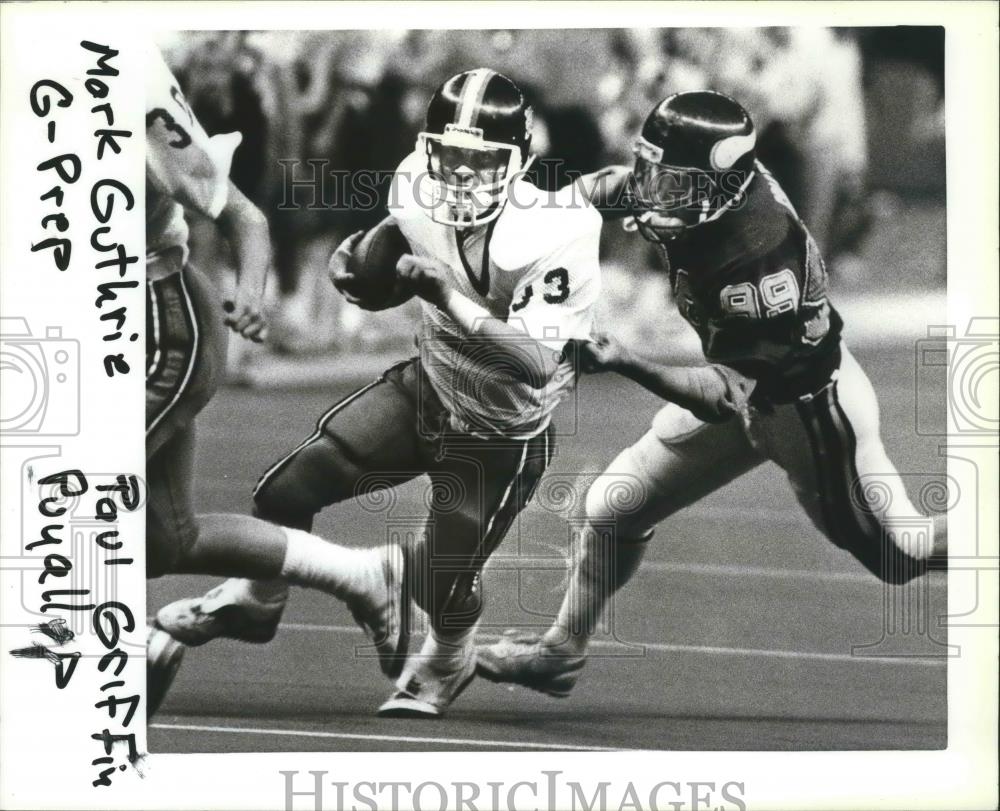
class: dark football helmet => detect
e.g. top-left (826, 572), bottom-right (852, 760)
top-left (627, 91), bottom-right (756, 243)
top-left (418, 68), bottom-right (533, 228)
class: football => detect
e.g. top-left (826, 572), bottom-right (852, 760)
top-left (344, 218), bottom-right (414, 310)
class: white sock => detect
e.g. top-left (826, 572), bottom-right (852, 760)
top-left (401, 625), bottom-right (476, 687)
top-left (544, 524), bottom-right (648, 655)
top-left (422, 625), bottom-right (475, 659)
top-left (279, 528), bottom-right (383, 602)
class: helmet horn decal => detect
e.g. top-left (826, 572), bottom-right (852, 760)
top-left (709, 131), bottom-right (756, 171)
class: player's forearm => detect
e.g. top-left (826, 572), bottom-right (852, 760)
top-left (572, 165), bottom-right (632, 221)
top-left (615, 353), bottom-right (738, 422)
top-left (216, 180), bottom-right (270, 296)
top-left (440, 289), bottom-right (559, 388)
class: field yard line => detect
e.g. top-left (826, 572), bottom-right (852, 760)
top-left (277, 623), bottom-right (948, 668)
top-left (150, 722), bottom-right (623, 751)
top-left (638, 560), bottom-right (948, 585)
top-left (484, 557), bottom-right (945, 585)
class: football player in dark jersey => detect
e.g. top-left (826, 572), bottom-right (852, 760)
top-left (477, 91), bottom-right (948, 697)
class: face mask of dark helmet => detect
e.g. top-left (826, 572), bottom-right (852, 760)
top-left (625, 90), bottom-right (757, 244)
top-left (418, 69), bottom-right (534, 229)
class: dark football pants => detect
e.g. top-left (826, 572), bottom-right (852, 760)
top-left (146, 263), bottom-right (227, 577)
top-left (252, 358), bottom-right (555, 632)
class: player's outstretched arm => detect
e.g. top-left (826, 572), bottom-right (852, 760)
top-left (568, 165), bottom-right (632, 221)
top-left (577, 333), bottom-right (753, 423)
top-left (396, 254), bottom-right (561, 388)
top-left (215, 179), bottom-right (270, 342)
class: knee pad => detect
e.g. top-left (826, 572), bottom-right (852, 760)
top-left (584, 471), bottom-right (655, 540)
top-left (255, 432), bottom-right (367, 528)
top-left (252, 462), bottom-right (333, 530)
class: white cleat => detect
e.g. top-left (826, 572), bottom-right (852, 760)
top-left (147, 624), bottom-right (185, 716)
top-left (377, 635), bottom-right (476, 719)
top-left (346, 544), bottom-right (411, 679)
top-left (156, 579), bottom-right (285, 647)
top-left (476, 630), bottom-right (585, 698)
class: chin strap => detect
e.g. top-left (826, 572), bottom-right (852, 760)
top-left (700, 170), bottom-right (755, 225)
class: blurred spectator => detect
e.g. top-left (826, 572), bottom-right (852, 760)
top-left (857, 27), bottom-right (945, 194)
top-left (664, 27), bottom-right (871, 263)
top-left (264, 31), bottom-right (408, 353)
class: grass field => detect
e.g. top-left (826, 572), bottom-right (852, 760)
top-left (148, 337), bottom-right (949, 753)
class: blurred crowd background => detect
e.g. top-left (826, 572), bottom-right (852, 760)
top-left (157, 27), bottom-right (946, 362)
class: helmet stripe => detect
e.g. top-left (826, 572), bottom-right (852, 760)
top-left (456, 68), bottom-right (495, 129)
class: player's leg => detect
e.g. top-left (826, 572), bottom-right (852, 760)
top-left (147, 266), bottom-right (296, 607)
top-left (146, 266), bottom-right (227, 460)
top-left (145, 422), bottom-right (200, 715)
top-left (146, 424), bottom-right (199, 578)
top-left (157, 360), bottom-right (424, 674)
top-left (378, 427), bottom-right (555, 717)
top-left (756, 346), bottom-right (945, 583)
top-left (478, 404), bottom-right (765, 695)
top-left (146, 264), bottom-right (289, 579)
top-left (145, 265), bottom-right (300, 709)
top-left (145, 265), bottom-right (220, 714)
top-left (146, 426), bottom-right (289, 582)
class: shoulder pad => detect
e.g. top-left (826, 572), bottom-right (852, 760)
top-left (491, 180), bottom-right (602, 271)
top-left (388, 150), bottom-right (429, 224)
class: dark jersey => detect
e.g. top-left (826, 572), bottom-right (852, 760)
top-left (660, 162), bottom-right (843, 402)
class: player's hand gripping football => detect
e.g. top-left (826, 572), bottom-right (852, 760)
top-left (327, 230), bottom-right (367, 306)
top-left (395, 254), bottom-right (451, 307)
top-left (575, 331), bottom-right (631, 373)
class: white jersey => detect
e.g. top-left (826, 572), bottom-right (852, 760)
top-left (145, 44), bottom-right (240, 270)
top-left (389, 150), bottom-right (602, 438)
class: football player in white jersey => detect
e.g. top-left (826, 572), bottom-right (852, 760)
top-left (156, 68), bottom-right (603, 717)
top-left (145, 45), bottom-right (412, 713)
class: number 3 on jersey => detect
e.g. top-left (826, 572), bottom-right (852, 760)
top-left (719, 268), bottom-right (799, 319)
top-left (510, 267), bottom-right (570, 312)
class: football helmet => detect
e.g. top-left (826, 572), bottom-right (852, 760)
top-left (626, 91), bottom-right (756, 243)
top-left (418, 68), bottom-right (533, 228)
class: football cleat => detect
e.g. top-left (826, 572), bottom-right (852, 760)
top-left (346, 543), bottom-right (411, 679)
top-left (147, 624), bottom-right (185, 716)
top-left (476, 630), bottom-right (585, 698)
top-left (377, 635), bottom-right (476, 719)
top-left (155, 579), bottom-right (286, 646)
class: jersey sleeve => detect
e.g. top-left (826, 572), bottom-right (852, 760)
top-left (507, 220), bottom-right (601, 352)
top-left (145, 44), bottom-right (239, 219)
top-left (796, 228), bottom-right (834, 346)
